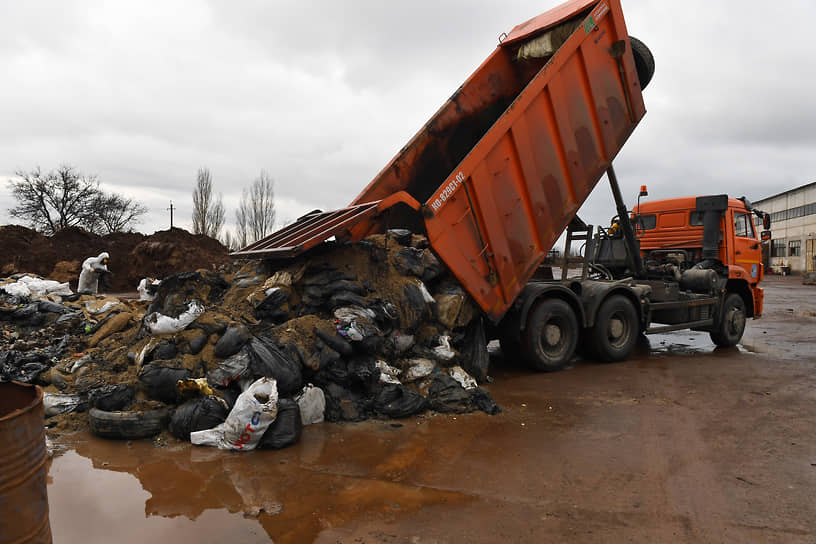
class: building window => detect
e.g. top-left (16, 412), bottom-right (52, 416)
top-left (772, 239), bottom-right (786, 257)
top-left (789, 240), bottom-right (801, 257)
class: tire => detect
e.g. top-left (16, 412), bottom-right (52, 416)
top-left (89, 407), bottom-right (170, 440)
top-left (709, 293), bottom-right (746, 347)
top-left (521, 299), bottom-right (578, 372)
top-left (590, 295), bottom-right (638, 362)
top-left (629, 36), bottom-right (655, 90)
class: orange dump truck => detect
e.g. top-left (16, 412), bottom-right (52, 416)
top-left (234, 0), bottom-right (768, 370)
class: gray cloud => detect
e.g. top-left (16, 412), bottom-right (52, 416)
top-left (1, 0), bottom-right (813, 238)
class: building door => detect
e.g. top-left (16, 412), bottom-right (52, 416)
top-left (731, 210), bottom-right (762, 281)
top-left (807, 239), bottom-right (816, 273)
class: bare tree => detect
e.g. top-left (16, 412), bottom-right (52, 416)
top-left (8, 166), bottom-right (100, 235)
top-left (219, 229), bottom-right (236, 252)
top-left (192, 167), bottom-right (225, 239)
top-left (235, 201), bottom-right (249, 248)
top-left (90, 192), bottom-right (148, 234)
top-left (236, 170), bottom-right (276, 246)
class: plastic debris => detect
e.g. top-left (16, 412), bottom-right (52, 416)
top-left (294, 384), bottom-right (326, 425)
top-left (191, 377), bottom-right (279, 451)
top-left (143, 300), bottom-right (204, 335)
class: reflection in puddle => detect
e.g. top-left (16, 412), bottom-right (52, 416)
top-left (48, 449), bottom-right (266, 543)
top-left (637, 330), bottom-right (754, 358)
top-left (47, 418), bottom-right (479, 544)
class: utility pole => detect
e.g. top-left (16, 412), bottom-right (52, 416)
top-left (167, 201), bottom-right (175, 229)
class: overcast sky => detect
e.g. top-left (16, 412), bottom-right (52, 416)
top-left (1, 0), bottom-right (814, 240)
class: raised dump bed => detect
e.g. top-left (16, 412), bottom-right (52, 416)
top-left (234, 0), bottom-right (651, 322)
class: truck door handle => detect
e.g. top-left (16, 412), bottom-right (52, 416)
top-left (735, 250), bottom-right (741, 255)
top-left (750, 243), bottom-right (759, 249)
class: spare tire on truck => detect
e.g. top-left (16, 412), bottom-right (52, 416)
top-left (629, 36), bottom-right (655, 90)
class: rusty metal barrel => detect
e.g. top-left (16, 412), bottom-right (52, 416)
top-left (0, 382), bottom-right (52, 544)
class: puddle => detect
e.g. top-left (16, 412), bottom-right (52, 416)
top-left (48, 449), bottom-right (265, 543)
top-left (46, 417), bottom-right (483, 544)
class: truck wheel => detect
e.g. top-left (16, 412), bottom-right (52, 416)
top-left (521, 299), bottom-right (578, 371)
top-left (629, 36), bottom-right (655, 90)
top-left (710, 293), bottom-right (746, 347)
top-left (591, 295), bottom-right (638, 362)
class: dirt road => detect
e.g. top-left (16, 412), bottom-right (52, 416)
top-left (46, 275), bottom-right (816, 543)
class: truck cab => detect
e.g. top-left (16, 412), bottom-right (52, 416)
top-left (633, 195), bottom-right (765, 318)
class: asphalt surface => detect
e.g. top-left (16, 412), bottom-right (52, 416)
top-left (46, 275), bottom-right (816, 543)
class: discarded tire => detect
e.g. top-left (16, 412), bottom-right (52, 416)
top-left (89, 407), bottom-right (170, 439)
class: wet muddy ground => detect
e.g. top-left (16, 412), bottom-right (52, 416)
top-left (46, 275), bottom-right (816, 543)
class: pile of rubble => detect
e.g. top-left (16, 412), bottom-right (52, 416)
top-left (0, 230), bottom-right (499, 452)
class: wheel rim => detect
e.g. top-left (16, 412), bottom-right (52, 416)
top-left (538, 316), bottom-right (568, 358)
top-left (606, 311), bottom-right (630, 349)
top-left (726, 307), bottom-right (746, 336)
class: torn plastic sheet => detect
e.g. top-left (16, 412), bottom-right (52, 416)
top-left (447, 365), bottom-right (478, 390)
top-left (143, 300), bottom-right (205, 335)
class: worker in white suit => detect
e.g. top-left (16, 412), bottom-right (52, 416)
top-left (77, 252), bottom-right (110, 294)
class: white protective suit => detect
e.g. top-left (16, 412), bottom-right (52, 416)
top-left (77, 252), bottom-right (110, 294)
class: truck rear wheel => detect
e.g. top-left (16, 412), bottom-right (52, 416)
top-left (521, 299), bottom-right (578, 372)
top-left (590, 295), bottom-right (638, 362)
top-left (710, 293), bottom-right (746, 347)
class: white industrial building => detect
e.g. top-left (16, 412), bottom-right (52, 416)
top-left (754, 182), bottom-right (816, 274)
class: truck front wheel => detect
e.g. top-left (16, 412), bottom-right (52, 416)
top-left (591, 295), bottom-right (638, 362)
top-left (710, 293), bottom-right (746, 347)
top-left (521, 299), bottom-right (578, 372)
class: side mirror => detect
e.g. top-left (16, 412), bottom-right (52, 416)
top-left (763, 213), bottom-right (771, 230)
top-left (761, 230), bottom-right (771, 241)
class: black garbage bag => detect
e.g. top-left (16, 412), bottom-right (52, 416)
top-left (258, 398), bottom-right (303, 449)
top-left (88, 384), bottom-right (135, 412)
top-left (187, 332), bottom-right (208, 355)
top-left (138, 362), bottom-right (192, 404)
top-left (387, 228), bottom-right (412, 245)
top-left (37, 301), bottom-right (74, 315)
top-left (0, 350), bottom-right (49, 383)
top-left (253, 287), bottom-right (291, 322)
top-left (313, 358), bottom-right (349, 387)
top-left (146, 271), bottom-right (229, 317)
top-left (328, 292), bottom-right (368, 309)
top-left (314, 328), bottom-right (353, 356)
top-left (247, 336), bottom-right (302, 396)
top-left (218, 385), bottom-right (241, 411)
top-left (169, 396), bottom-right (229, 441)
top-left (302, 267), bottom-right (355, 286)
top-left (9, 303), bottom-right (46, 327)
top-left (427, 375), bottom-right (473, 413)
top-left (374, 384), bottom-right (428, 418)
top-left (322, 383), bottom-right (370, 422)
top-left (145, 339), bottom-right (179, 363)
top-left (214, 325), bottom-right (250, 359)
top-left (398, 282), bottom-right (431, 332)
top-left (457, 318), bottom-right (489, 383)
top-left (207, 349), bottom-right (251, 388)
top-left (470, 388), bottom-right (501, 415)
top-left (346, 356), bottom-right (380, 392)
